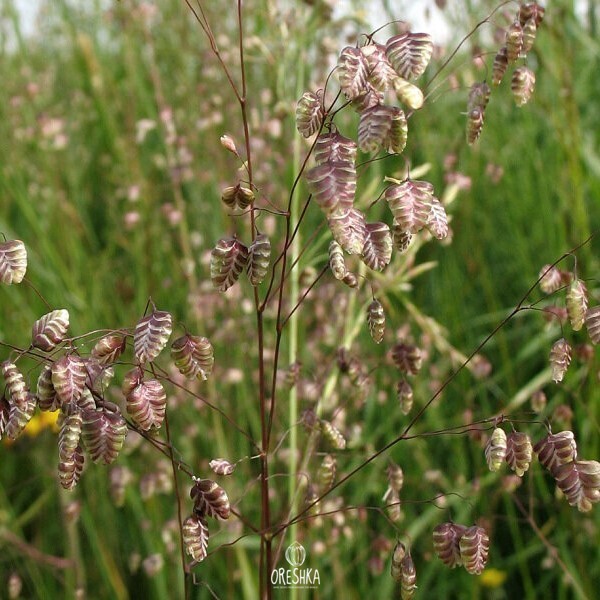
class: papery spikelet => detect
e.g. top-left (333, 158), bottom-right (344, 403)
top-left (247, 234), bottom-right (271, 286)
top-left (134, 310), bottom-right (172, 363)
top-left (506, 431), bottom-right (533, 476)
top-left (426, 197), bottom-right (449, 239)
top-left (320, 419), bottom-right (346, 450)
top-left (209, 458), bottom-right (236, 476)
top-left (506, 21), bottom-right (523, 62)
top-left (459, 526), bottom-right (489, 575)
top-left (538, 264), bottom-right (562, 294)
top-left (534, 431), bottom-right (577, 473)
top-left (314, 132), bottom-right (357, 166)
top-left (58, 444), bottom-right (84, 491)
top-left (387, 108), bottom-right (408, 154)
top-left (397, 380), bottom-right (414, 415)
top-left (385, 180), bottom-right (434, 234)
top-left (433, 522), bottom-right (467, 568)
top-left (337, 46), bottom-right (369, 100)
top-left (386, 32), bottom-right (433, 80)
top-left (390, 541), bottom-right (406, 582)
top-left (305, 161), bottom-right (357, 214)
top-left (52, 355), bottom-right (87, 406)
top-left (361, 222), bottom-right (392, 271)
top-left (549, 338), bottom-right (572, 383)
top-left (512, 66), bottom-right (536, 107)
top-left (0, 395), bottom-right (10, 439)
top-left (305, 485), bottom-right (321, 525)
top-left (221, 184), bottom-right (254, 211)
top-left (584, 306), bottom-right (600, 344)
top-left (467, 107), bottom-right (485, 145)
top-left (522, 18), bottom-right (537, 53)
top-left (6, 393), bottom-right (36, 440)
top-left (392, 343), bottom-right (423, 375)
top-left (190, 478), bottom-right (231, 520)
top-left (91, 334), bottom-right (127, 365)
top-left (352, 83), bottom-right (384, 113)
top-left (519, 2), bottom-right (545, 27)
top-left (328, 207), bottom-right (367, 255)
top-left (32, 309), bottom-right (70, 351)
top-left (387, 462), bottom-right (404, 493)
top-left (491, 47), bottom-right (509, 86)
top-left (171, 335), bottom-right (214, 381)
top-left (126, 379), bottom-right (167, 430)
top-left (317, 454), bottom-right (336, 492)
top-left (81, 402), bottom-right (127, 464)
top-left (367, 299), bottom-right (386, 343)
top-left (361, 43), bottom-right (398, 91)
top-left (400, 553), bottom-right (417, 599)
top-left (531, 389), bottom-right (547, 413)
top-left (58, 410), bottom-right (82, 461)
top-left (566, 279), bottom-right (588, 331)
top-left (182, 514), bottom-right (209, 562)
top-left (485, 427), bottom-right (507, 471)
top-left (2, 361), bottom-right (29, 410)
top-left (77, 387), bottom-right (97, 412)
top-left (468, 82), bottom-right (491, 111)
top-left (393, 78), bottom-right (424, 110)
top-left (210, 238), bottom-right (249, 292)
top-left (296, 91), bottom-right (323, 138)
top-left (392, 221), bottom-right (412, 252)
top-left (358, 105), bottom-right (396, 153)
top-left (386, 488), bottom-right (403, 522)
top-left (84, 358), bottom-right (114, 392)
top-left (553, 460), bottom-right (600, 512)
top-left (328, 240), bottom-right (347, 280)
top-left (0, 240), bottom-right (27, 284)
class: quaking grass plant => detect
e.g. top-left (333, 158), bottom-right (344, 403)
top-left (1, 1), bottom-right (599, 598)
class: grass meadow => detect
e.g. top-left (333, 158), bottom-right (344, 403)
top-left (0, 0), bottom-right (599, 598)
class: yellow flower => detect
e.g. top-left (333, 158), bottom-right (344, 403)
top-left (24, 410), bottom-right (60, 437)
top-left (480, 568), bottom-right (507, 588)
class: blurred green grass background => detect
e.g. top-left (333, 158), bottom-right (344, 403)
top-left (0, 0), bottom-right (599, 598)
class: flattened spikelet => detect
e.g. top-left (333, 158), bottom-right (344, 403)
top-left (549, 338), bottom-right (572, 383)
top-left (209, 458), bottom-right (236, 476)
top-left (505, 21), bottom-right (523, 62)
top-left (32, 309), bottom-right (70, 351)
top-left (387, 108), bottom-right (408, 154)
top-left (390, 541), bottom-right (406, 582)
top-left (0, 240), bottom-right (27, 284)
top-left (247, 234), bottom-right (271, 286)
top-left (134, 310), bottom-right (172, 363)
top-left (386, 32), bottom-right (433, 80)
top-left (467, 107), bottom-right (484, 145)
top-left (467, 82), bottom-right (491, 111)
top-left (491, 46), bottom-right (509, 86)
top-left (6, 393), bottom-right (36, 440)
top-left (2, 361), bottom-right (29, 410)
top-left (566, 279), bottom-right (588, 331)
top-left (190, 479), bottom-right (231, 520)
top-left (320, 419), bottom-right (346, 449)
top-left (328, 207), bottom-right (367, 255)
top-left (81, 402), bottom-right (127, 465)
top-left (485, 427), bottom-right (507, 472)
top-left (522, 17), bottom-right (537, 54)
top-left (58, 444), bottom-right (84, 491)
top-left (393, 78), bottom-right (424, 110)
top-left (171, 334), bottom-right (214, 380)
top-left (538, 264), bottom-right (562, 294)
top-left (397, 380), bottom-right (414, 415)
top-left (305, 162), bottom-right (357, 214)
top-left (459, 526), bottom-right (489, 575)
top-left (52, 355), bottom-right (87, 406)
top-left (400, 553), bottom-right (417, 599)
top-left (392, 221), bottom-right (412, 252)
top-left (506, 431), bottom-right (533, 476)
top-left (584, 306), bottom-right (600, 344)
top-left (367, 299), bottom-right (385, 343)
top-left (328, 240), bottom-right (347, 280)
top-left (387, 462), bottom-right (404, 493)
top-left (182, 514), bottom-right (209, 562)
top-left (385, 180), bottom-right (434, 234)
top-left (533, 430), bottom-right (577, 473)
top-left (126, 379), bottom-right (167, 430)
top-left (512, 66), bottom-right (536, 107)
top-left (91, 335), bottom-right (126, 365)
top-left (553, 460), bottom-right (600, 512)
top-left (210, 238), bottom-right (249, 292)
top-left (317, 454), bottom-right (336, 493)
top-left (314, 132), bottom-right (357, 166)
top-left (361, 43), bottom-right (398, 92)
top-left (392, 343), bottom-right (423, 375)
top-left (358, 105), bottom-right (396, 153)
top-left (361, 222), bottom-right (392, 271)
top-left (296, 91), bottom-right (324, 138)
top-left (0, 395), bottom-right (10, 439)
top-left (519, 2), bottom-right (545, 27)
top-left (433, 522), bottom-right (467, 568)
top-left (426, 197), bottom-right (449, 239)
top-left (337, 46), bottom-right (369, 100)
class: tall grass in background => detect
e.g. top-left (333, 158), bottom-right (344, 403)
top-left (0, 0), bottom-right (598, 598)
